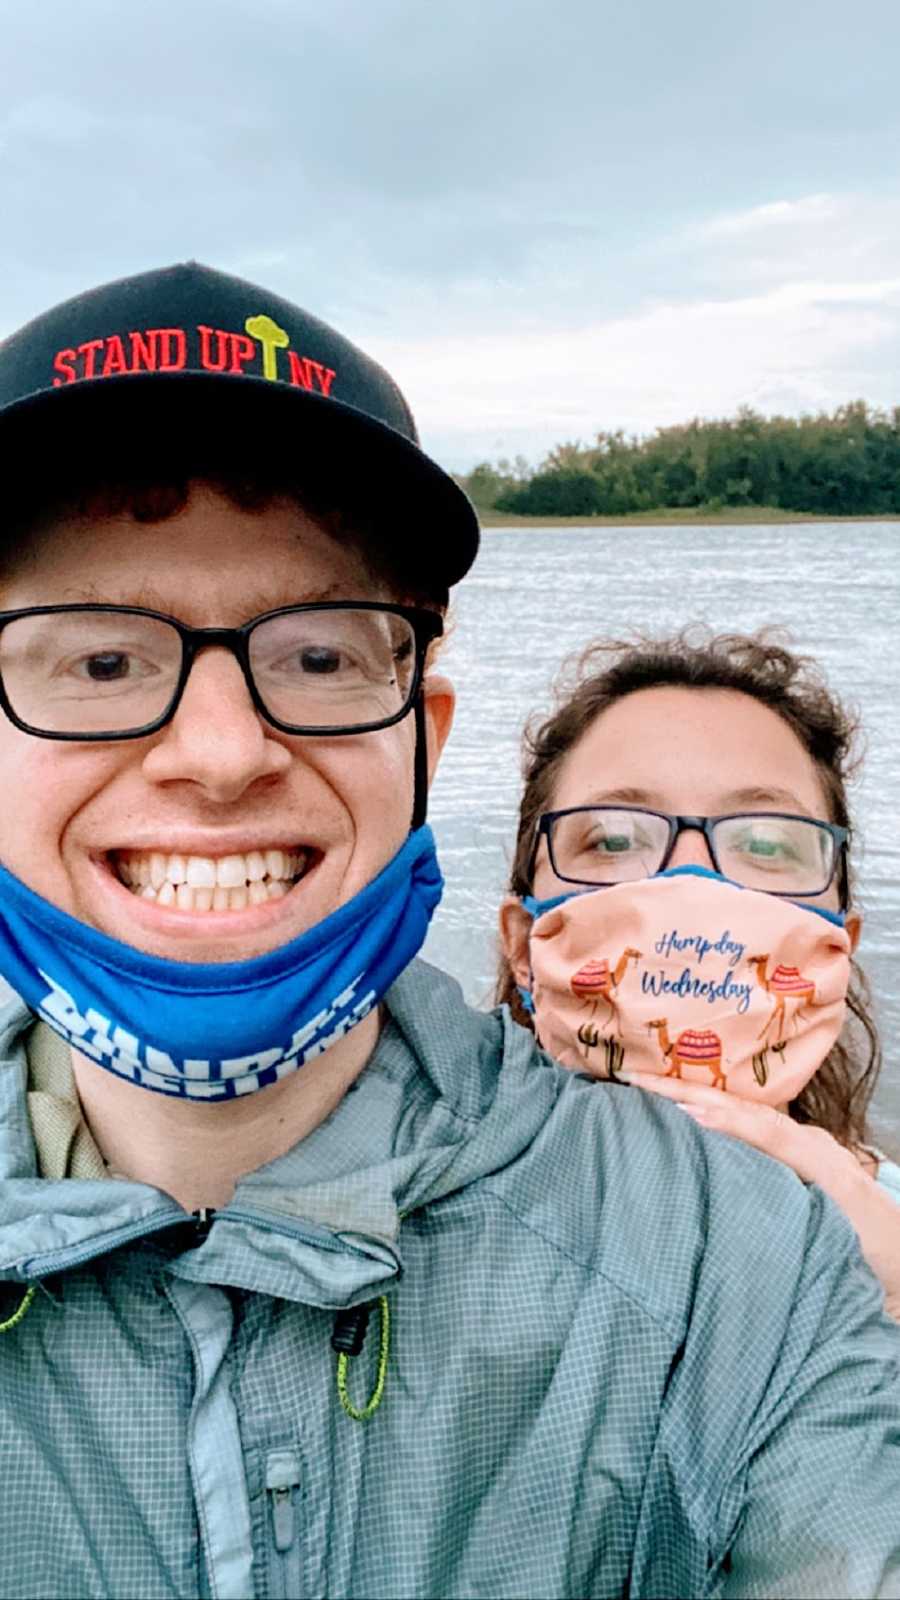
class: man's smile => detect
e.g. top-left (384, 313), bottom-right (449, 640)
top-left (112, 845), bottom-right (311, 912)
top-left (82, 839), bottom-right (328, 952)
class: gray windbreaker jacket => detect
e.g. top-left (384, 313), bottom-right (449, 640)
top-left (1, 959), bottom-right (899, 1600)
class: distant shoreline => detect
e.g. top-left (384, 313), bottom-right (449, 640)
top-left (479, 506), bottom-right (900, 527)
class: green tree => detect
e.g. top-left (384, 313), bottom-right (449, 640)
top-left (496, 469), bottom-right (606, 516)
top-left (471, 401), bottom-right (900, 518)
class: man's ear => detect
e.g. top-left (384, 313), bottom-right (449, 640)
top-left (845, 908), bottom-right (863, 955)
top-left (422, 672), bottom-right (455, 785)
top-left (499, 894), bottom-right (533, 989)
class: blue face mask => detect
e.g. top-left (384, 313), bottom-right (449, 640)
top-left (0, 826), bottom-right (443, 1100)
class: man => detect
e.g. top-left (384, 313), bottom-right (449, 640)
top-left (0, 262), bottom-right (898, 1600)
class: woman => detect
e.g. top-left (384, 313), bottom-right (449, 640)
top-left (498, 631), bottom-right (900, 1317)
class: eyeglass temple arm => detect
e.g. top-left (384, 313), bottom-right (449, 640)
top-left (411, 693), bottom-right (428, 831)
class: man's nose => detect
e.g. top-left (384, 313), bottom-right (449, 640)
top-left (667, 823), bottom-right (716, 873)
top-left (140, 648), bottom-right (292, 800)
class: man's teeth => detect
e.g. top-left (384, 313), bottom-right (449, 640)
top-left (115, 849), bottom-right (308, 911)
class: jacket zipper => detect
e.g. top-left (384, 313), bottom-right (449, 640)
top-left (14, 1207), bottom-right (186, 1278)
top-left (220, 1206), bottom-right (360, 1256)
top-left (265, 1447), bottom-right (303, 1599)
top-left (16, 1201), bottom-right (381, 1280)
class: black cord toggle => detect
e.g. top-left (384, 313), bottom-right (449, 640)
top-left (331, 1302), bottom-right (373, 1356)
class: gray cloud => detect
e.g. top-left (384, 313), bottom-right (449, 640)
top-left (5, 0), bottom-right (900, 462)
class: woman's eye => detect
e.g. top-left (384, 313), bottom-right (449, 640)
top-left (737, 829), bottom-right (797, 861)
top-left (586, 831), bottom-right (638, 855)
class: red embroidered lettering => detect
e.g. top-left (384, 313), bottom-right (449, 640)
top-left (287, 352), bottom-right (314, 390)
top-left (154, 328), bottom-right (187, 371)
top-left (77, 339), bottom-right (104, 379)
top-left (228, 333), bottom-right (256, 374)
top-left (101, 335), bottom-right (127, 377)
top-left (309, 361), bottom-right (336, 398)
top-left (288, 353), bottom-right (336, 395)
top-left (198, 325), bottom-right (229, 373)
top-left (52, 349), bottom-right (78, 387)
top-left (129, 330), bottom-right (158, 372)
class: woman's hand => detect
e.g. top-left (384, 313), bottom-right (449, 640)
top-left (623, 1071), bottom-right (900, 1323)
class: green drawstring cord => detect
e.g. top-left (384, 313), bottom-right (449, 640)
top-left (0, 1285), bottom-right (35, 1333)
top-left (334, 1295), bottom-right (390, 1422)
top-left (2, 1277), bottom-right (393, 1420)
top-left (1, 1279), bottom-right (393, 1418)
top-left (3, 1278), bottom-right (392, 1423)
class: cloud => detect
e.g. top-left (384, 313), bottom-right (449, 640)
top-left (696, 195), bottom-right (839, 238)
top-left (347, 188), bottom-right (900, 468)
top-left (670, 191), bottom-right (900, 297)
top-left (6, 2), bottom-right (900, 470)
top-left (374, 269), bottom-right (900, 469)
top-left (6, 0), bottom-right (900, 330)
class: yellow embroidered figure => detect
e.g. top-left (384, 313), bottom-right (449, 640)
top-left (244, 313), bottom-right (290, 381)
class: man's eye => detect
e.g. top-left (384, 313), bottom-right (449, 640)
top-left (77, 652), bottom-right (136, 681)
top-left (298, 646), bottom-right (342, 675)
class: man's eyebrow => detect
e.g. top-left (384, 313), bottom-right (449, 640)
top-left (58, 580), bottom-right (363, 614)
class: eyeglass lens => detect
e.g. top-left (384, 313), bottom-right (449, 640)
top-left (548, 807), bottom-right (836, 894)
top-left (0, 607), bottom-right (420, 735)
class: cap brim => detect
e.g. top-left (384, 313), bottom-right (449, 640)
top-left (1, 371), bottom-right (480, 592)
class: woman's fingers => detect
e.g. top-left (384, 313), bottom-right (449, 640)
top-left (624, 1070), bottom-right (838, 1181)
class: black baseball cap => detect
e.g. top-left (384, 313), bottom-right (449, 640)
top-left (0, 261), bottom-right (479, 592)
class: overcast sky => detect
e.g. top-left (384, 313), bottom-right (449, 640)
top-left (5, 0), bottom-right (900, 469)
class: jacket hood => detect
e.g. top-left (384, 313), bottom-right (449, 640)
top-left (0, 961), bottom-right (563, 1310)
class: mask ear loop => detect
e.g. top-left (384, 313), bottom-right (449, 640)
top-left (411, 692), bottom-right (428, 832)
top-left (517, 901), bottom-right (537, 1014)
top-left (516, 891), bottom-right (582, 1015)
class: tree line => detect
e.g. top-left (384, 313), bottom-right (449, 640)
top-left (456, 402), bottom-right (900, 517)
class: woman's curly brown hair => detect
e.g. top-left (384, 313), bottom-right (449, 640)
top-left (496, 628), bottom-right (881, 1152)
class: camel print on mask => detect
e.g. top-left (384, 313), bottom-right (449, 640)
top-left (647, 1018), bottom-right (727, 1091)
top-left (747, 954), bottom-right (817, 1085)
top-left (570, 949), bottom-right (642, 1073)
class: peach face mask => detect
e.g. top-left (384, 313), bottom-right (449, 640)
top-left (521, 867), bottom-right (851, 1104)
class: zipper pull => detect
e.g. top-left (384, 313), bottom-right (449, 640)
top-left (266, 1448), bottom-right (301, 1553)
top-left (191, 1208), bottom-right (215, 1241)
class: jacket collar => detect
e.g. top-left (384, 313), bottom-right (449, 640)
top-left (0, 961), bottom-right (561, 1308)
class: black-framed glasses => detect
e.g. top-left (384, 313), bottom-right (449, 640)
top-left (0, 602), bottom-right (443, 740)
top-left (534, 806), bottom-right (849, 902)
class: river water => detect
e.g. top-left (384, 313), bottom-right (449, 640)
top-left (422, 522), bottom-right (900, 1142)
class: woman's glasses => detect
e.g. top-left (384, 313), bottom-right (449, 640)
top-left (535, 806), bottom-right (849, 900)
top-left (0, 602), bottom-right (443, 740)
